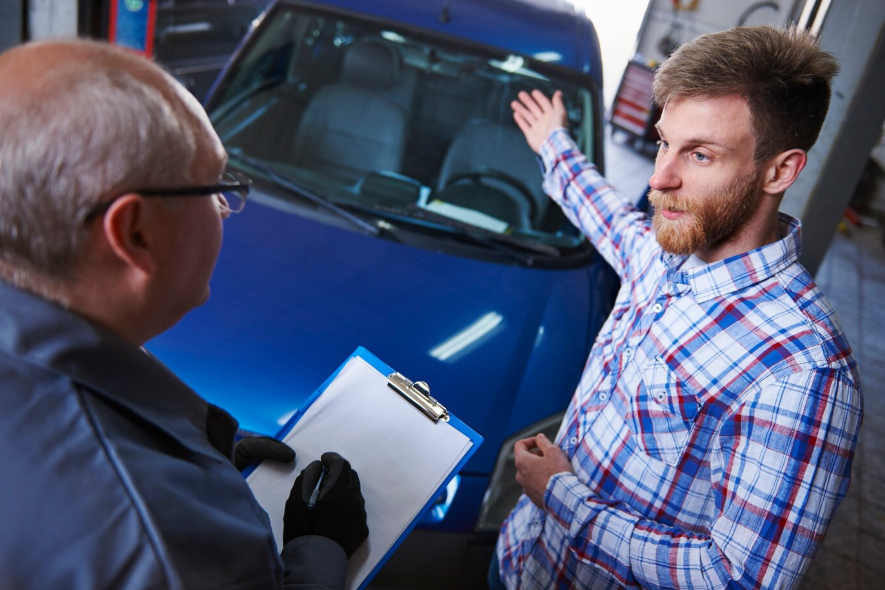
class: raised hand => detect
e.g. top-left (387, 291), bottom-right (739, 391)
top-left (511, 90), bottom-right (568, 154)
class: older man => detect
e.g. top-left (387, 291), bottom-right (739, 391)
top-left (0, 40), bottom-right (365, 589)
top-left (492, 26), bottom-right (863, 589)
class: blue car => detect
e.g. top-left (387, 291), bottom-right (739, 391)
top-left (147, 0), bottom-right (617, 586)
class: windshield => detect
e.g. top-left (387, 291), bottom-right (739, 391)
top-left (209, 4), bottom-right (599, 251)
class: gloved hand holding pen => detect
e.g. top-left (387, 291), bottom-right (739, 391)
top-left (283, 452), bottom-right (369, 558)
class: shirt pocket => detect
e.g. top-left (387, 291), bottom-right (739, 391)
top-left (629, 356), bottom-right (700, 466)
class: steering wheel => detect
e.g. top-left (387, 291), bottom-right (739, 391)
top-left (443, 167), bottom-right (537, 222)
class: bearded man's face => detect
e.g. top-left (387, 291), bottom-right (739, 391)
top-left (647, 95), bottom-right (764, 257)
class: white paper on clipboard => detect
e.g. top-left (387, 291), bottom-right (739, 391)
top-left (246, 355), bottom-right (474, 590)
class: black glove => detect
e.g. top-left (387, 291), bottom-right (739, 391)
top-left (233, 436), bottom-right (296, 471)
top-left (283, 452), bottom-right (369, 558)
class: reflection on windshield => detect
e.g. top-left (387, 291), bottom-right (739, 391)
top-left (210, 7), bottom-right (595, 248)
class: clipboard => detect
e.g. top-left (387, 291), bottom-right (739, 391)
top-left (245, 347), bottom-right (482, 590)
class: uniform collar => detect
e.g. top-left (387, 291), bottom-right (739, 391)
top-left (661, 213), bottom-right (803, 303)
top-left (0, 280), bottom-right (237, 459)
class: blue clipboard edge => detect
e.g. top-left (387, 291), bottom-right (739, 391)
top-left (249, 346), bottom-right (483, 590)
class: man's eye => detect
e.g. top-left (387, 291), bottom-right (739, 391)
top-left (692, 152), bottom-right (709, 162)
top-left (657, 140), bottom-right (668, 150)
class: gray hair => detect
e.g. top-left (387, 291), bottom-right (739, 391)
top-left (0, 40), bottom-right (198, 281)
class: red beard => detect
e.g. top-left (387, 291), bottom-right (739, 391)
top-left (648, 170), bottom-right (760, 255)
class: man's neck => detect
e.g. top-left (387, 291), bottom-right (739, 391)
top-left (0, 264), bottom-right (156, 345)
top-left (62, 269), bottom-right (168, 346)
top-left (695, 206), bottom-right (782, 264)
top-left (0, 260), bottom-right (74, 308)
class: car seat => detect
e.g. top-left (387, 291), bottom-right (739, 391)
top-left (290, 41), bottom-right (408, 183)
top-left (436, 120), bottom-right (548, 229)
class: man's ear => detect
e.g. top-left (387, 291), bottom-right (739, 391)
top-left (762, 149), bottom-right (807, 196)
top-left (101, 194), bottom-right (158, 276)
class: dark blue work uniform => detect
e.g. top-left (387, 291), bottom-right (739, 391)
top-left (0, 280), bottom-right (346, 589)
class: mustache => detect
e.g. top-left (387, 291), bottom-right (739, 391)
top-left (647, 189), bottom-right (695, 214)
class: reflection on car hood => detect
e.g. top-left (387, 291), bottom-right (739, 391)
top-left (147, 197), bottom-right (597, 472)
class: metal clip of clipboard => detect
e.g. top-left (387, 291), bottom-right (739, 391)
top-left (387, 372), bottom-right (450, 423)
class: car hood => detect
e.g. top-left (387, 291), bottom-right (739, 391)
top-left (147, 196), bottom-right (597, 471)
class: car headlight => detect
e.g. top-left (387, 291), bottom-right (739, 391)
top-left (474, 411), bottom-right (566, 533)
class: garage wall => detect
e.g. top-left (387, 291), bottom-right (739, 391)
top-left (635, 0), bottom-right (805, 65)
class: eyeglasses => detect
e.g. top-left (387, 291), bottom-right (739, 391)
top-left (85, 170), bottom-right (252, 221)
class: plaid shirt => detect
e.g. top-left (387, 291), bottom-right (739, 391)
top-left (495, 130), bottom-right (863, 589)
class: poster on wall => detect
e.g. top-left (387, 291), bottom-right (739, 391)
top-left (109, 0), bottom-right (156, 56)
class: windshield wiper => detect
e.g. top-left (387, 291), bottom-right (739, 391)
top-left (404, 205), bottom-right (561, 263)
top-left (227, 153), bottom-right (557, 262)
top-left (227, 153), bottom-right (380, 237)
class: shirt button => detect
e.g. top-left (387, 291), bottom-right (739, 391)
top-left (570, 436), bottom-right (578, 445)
top-left (624, 347), bottom-right (633, 358)
top-left (599, 392), bottom-right (608, 401)
top-left (656, 392), bottom-right (665, 401)
top-left (653, 303), bottom-right (663, 313)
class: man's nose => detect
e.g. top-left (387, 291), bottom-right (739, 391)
top-left (648, 150), bottom-right (680, 192)
top-left (216, 193), bottom-right (232, 219)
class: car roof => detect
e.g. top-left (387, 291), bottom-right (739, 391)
top-left (283, 0), bottom-right (602, 84)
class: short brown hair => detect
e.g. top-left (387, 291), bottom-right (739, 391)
top-left (653, 26), bottom-right (839, 162)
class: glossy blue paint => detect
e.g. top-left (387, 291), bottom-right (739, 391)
top-left (148, 193), bottom-right (604, 475)
top-left (152, 0), bottom-right (615, 544)
top-left (433, 474), bottom-right (491, 532)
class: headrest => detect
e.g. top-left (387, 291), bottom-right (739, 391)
top-left (341, 41), bottom-right (399, 90)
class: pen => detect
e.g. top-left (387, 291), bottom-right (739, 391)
top-left (307, 465), bottom-right (328, 510)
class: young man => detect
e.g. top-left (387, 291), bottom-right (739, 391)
top-left (492, 26), bottom-right (863, 589)
top-left (0, 40), bottom-right (366, 589)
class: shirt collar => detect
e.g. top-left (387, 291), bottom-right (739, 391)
top-left (662, 213), bottom-right (803, 303)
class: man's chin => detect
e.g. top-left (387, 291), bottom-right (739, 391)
top-left (656, 238), bottom-right (695, 256)
top-left (652, 215), bottom-right (700, 255)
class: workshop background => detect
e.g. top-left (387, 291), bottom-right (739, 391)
top-left (2, 0), bottom-right (884, 588)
